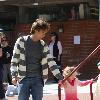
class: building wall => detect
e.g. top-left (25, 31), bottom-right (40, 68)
top-left (14, 20), bottom-right (100, 79)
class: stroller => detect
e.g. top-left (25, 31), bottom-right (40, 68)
top-left (58, 45), bottom-right (100, 100)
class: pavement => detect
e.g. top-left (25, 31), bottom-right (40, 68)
top-left (6, 82), bottom-right (100, 100)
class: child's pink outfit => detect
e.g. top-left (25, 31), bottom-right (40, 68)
top-left (62, 78), bottom-right (92, 100)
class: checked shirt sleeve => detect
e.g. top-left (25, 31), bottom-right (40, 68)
top-left (10, 37), bottom-right (21, 77)
top-left (46, 45), bottom-right (63, 80)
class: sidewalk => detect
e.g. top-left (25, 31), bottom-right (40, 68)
top-left (7, 83), bottom-right (99, 100)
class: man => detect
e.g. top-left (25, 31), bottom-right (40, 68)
top-left (11, 19), bottom-right (63, 100)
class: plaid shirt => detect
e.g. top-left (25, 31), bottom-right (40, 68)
top-left (11, 35), bottom-right (63, 84)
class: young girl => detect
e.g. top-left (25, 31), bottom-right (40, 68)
top-left (61, 66), bottom-right (93, 100)
top-left (95, 62), bottom-right (100, 98)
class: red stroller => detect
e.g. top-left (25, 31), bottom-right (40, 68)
top-left (58, 45), bottom-right (100, 100)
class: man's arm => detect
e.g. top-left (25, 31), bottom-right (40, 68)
top-left (10, 37), bottom-right (21, 78)
top-left (46, 45), bottom-right (63, 80)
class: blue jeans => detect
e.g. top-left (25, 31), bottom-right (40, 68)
top-left (18, 77), bottom-right (43, 100)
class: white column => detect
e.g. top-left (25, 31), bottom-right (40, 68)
top-left (79, 4), bottom-right (84, 19)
